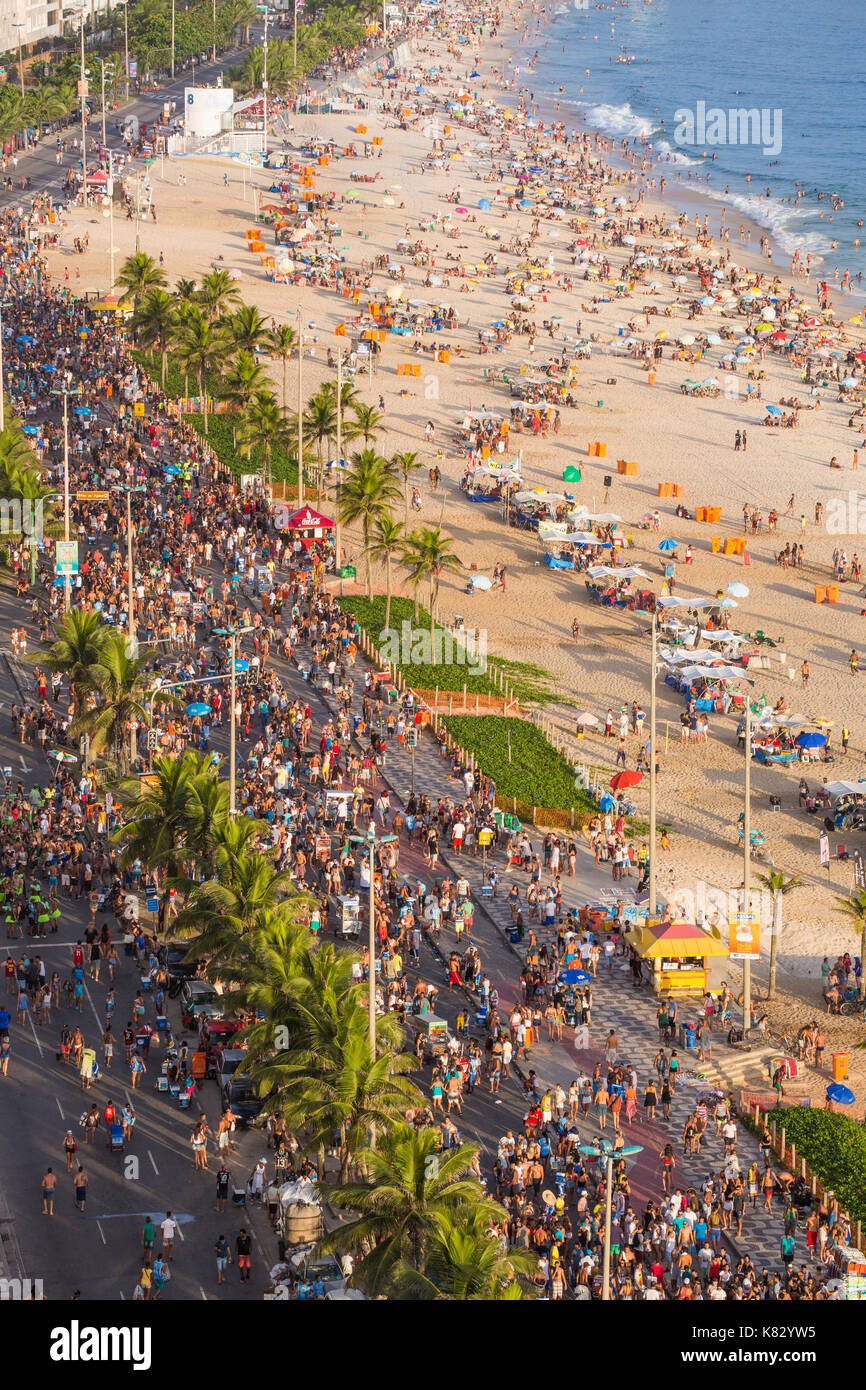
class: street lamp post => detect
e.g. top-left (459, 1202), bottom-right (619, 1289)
top-left (62, 391), bottom-right (71, 611)
top-left (334, 345), bottom-right (342, 568)
top-left (0, 301), bottom-right (6, 432)
top-left (743, 697), bottom-right (752, 1033)
top-left (12, 24), bottom-right (25, 101)
top-left (296, 306), bottom-right (304, 505)
top-left (212, 0), bottom-right (217, 61)
top-left (213, 624), bottom-right (253, 816)
top-left (171, 0), bottom-right (176, 80)
top-left (648, 609), bottom-right (658, 915)
top-left (106, 149), bottom-right (116, 287)
top-left (579, 1140), bottom-right (642, 1300)
top-left (124, 1), bottom-right (130, 102)
top-left (349, 823), bottom-right (396, 1055)
top-left (79, 13), bottom-right (89, 208)
top-left (262, 7), bottom-right (269, 155)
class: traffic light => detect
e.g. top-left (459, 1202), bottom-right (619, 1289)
top-left (146, 729), bottom-right (159, 751)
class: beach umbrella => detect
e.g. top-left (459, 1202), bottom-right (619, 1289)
top-left (842, 377), bottom-right (859, 388)
top-left (610, 770), bottom-right (643, 790)
top-left (185, 703), bottom-right (210, 717)
top-left (765, 405), bottom-right (782, 416)
top-left (559, 969), bottom-right (592, 985)
top-left (49, 749), bottom-right (78, 763)
top-left (598, 793), bottom-right (615, 813)
top-left (826, 1083), bottom-right (855, 1105)
top-left (717, 598), bottom-right (739, 609)
top-left (795, 731), bottom-right (827, 749)
top-left (478, 198), bottom-right (491, 210)
top-left (575, 712), bottom-right (599, 727)
top-left (658, 538), bottom-right (679, 552)
top-left (234, 659), bottom-right (249, 674)
top-left (727, 582), bottom-right (749, 598)
top-left (469, 575), bottom-right (492, 590)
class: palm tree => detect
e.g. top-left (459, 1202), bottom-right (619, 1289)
top-left (176, 307), bottom-right (227, 429)
top-left (352, 402), bottom-right (384, 446)
top-left (222, 350), bottom-right (270, 445)
top-left (338, 449), bottom-right (400, 596)
top-left (384, 1216), bottom-right (538, 1299)
top-left (390, 449), bottom-right (423, 528)
top-left (174, 276), bottom-right (197, 307)
top-left (268, 323), bottom-right (296, 410)
top-left (72, 631), bottom-right (153, 773)
top-left (115, 251), bottom-right (166, 304)
top-left (756, 870), bottom-right (801, 1000)
top-left (303, 389), bottom-right (337, 496)
top-left (133, 287), bottom-right (179, 390)
top-left (224, 302), bottom-right (270, 357)
top-left (836, 890), bottom-right (866, 998)
top-left (402, 526), bottom-right (462, 641)
top-left (317, 1124), bottom-right (498, 1291)
top-left (117, 751), bottom-right (219, 930)
top-left (169, 846), bottom-right (309, 971)
top-left (237, 390), bottom-right (292, 494)
top-left (369, 515), bottom-right (405, 630)
top-left (29, 610), bottom-right (105, 718)
top-left (199, 268), bottom-right (241, 323)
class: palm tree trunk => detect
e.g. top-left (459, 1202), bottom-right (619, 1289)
top-left (429, 577), bottom-right (436, 642)
top-left (339, 1124), bottom-right (350, 1185)
top-left (384, 555), bottom-right (392, 630)
top-left (282, 359), bottom-right (287, 411)
top-left (201, 367), bottom-right (208, 430)
top-left (767, 893), bottom-right (781, 1000)
top-left (404, 476), bottom-right (409, 529)
top-left (161, 349), bottom-right (167, 389)
top-left (363, 521), bottom-right (372, 597)
top-left (861, 916), bottom-right (866, 999)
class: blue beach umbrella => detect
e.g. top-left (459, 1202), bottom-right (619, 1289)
top-left (22, 425), bottom-right (39, 436)
top-left (185, 702), bottom-right (210, 717)
top-left (518, 199), bottom-right (532, 209)
top-left (478, 198), bottom-right (491, 210)
top-left (234, 658), bottom-right (249, 674)
top-left (15, 334), bottom-right (34, 344)
top-left (765, 404), bottom-right (782, 416)
top-left (795, 731), bottom-right (827, 749)
top-left (658, 538), bottom-right (679, 552)
top-left (559, 969), bottom-right (592, 985)
top-left (826, 1083), bottom-right (855, 1105)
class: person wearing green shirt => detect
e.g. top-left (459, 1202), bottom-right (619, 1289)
top-left (141, 1217), bottom-right (155, 1266)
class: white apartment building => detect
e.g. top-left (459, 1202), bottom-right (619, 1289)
top-left (0, 0), bottom-right (118, 62)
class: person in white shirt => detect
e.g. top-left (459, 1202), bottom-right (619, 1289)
top-left (160, 1212), bottom-right (177, 1261)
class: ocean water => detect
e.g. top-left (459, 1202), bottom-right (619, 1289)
top-left (526, 0), bottom-right (866, 279)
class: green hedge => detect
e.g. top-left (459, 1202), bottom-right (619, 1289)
top-left (773, 1108), bottom-right (866, 1227)
top-left (185, 414), bottom-right (297, 485)
top-left (341, 596), bottom-right (500, 696)
top-left (443, 716), bottom-right (596, 814)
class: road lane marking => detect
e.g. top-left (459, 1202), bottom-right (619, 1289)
top-left (26, 1011), bottom-right (43, 1058)
top-left (96, 1221), bottom-right (107, 1245)
top-left (148, 1150), bottom-right (159, 1175)
top-left (199, 1286), bottom-right (207, 1300)
top-left (56, 1097), bottom-right (64, 1120)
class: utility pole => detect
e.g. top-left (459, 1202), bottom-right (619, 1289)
top-left (743, 698), bottom-right (752, 1034)
top-left (12, 24), bottom-right (25, 100)
top-left (107, 150), bottom-right (116, 286)
top-left (367, 828), bottom-right (376, 1055)
top-left (334, 345), bottom-right (342, 567)
top-left (293, 0), bottom-right (297, 68)
top-left (62, 391), bottom-right (71, 612)
top-left (79, 13), bottom-right (88, 209)
top-left (262, 6), bottom-right (269, 154)
top-left (648, 609), bottom-right (657, 915)
top-left (171, 0), bottom-right (176, 80)
top-left (212, 0), bottom-right (216, 60)
top-left (229, 629), bottom-right (237, 816)
top-left (124, 1), bottom-right (130, 102)
top-left (296, 306), bottom-right (304, 505)
top-left (0, 302), bottom-right (5, 432)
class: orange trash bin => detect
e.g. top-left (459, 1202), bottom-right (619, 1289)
top-left (832, 1052), bottom-right (849, 1081)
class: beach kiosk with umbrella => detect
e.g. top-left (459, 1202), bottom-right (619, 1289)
top-left (628, 918), bottom-right (729, 996)
top-left (281, 506), bottom-right (334, 549)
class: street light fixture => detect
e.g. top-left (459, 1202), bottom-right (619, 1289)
top-left (349, 822), bottom-right (396, 1056)
top-left (578, 1138), bottom-right (642, 1300)
top-left (211, 624), bottom-right (254, 817)
top-left (11, 23), bottom-right (25, 101)
top-left (50, 384), bottom-right (83, 611)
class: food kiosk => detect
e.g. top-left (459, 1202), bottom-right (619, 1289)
top-left (629, 919), bottom-right (729, 996)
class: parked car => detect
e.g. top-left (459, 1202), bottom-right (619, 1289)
top-left (181, 979), bottom-right (224, 1029)
top-left (216, 1047), bottom-right (248, 1089)
top-left (222, 1075), bottom-right (265, 1127)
